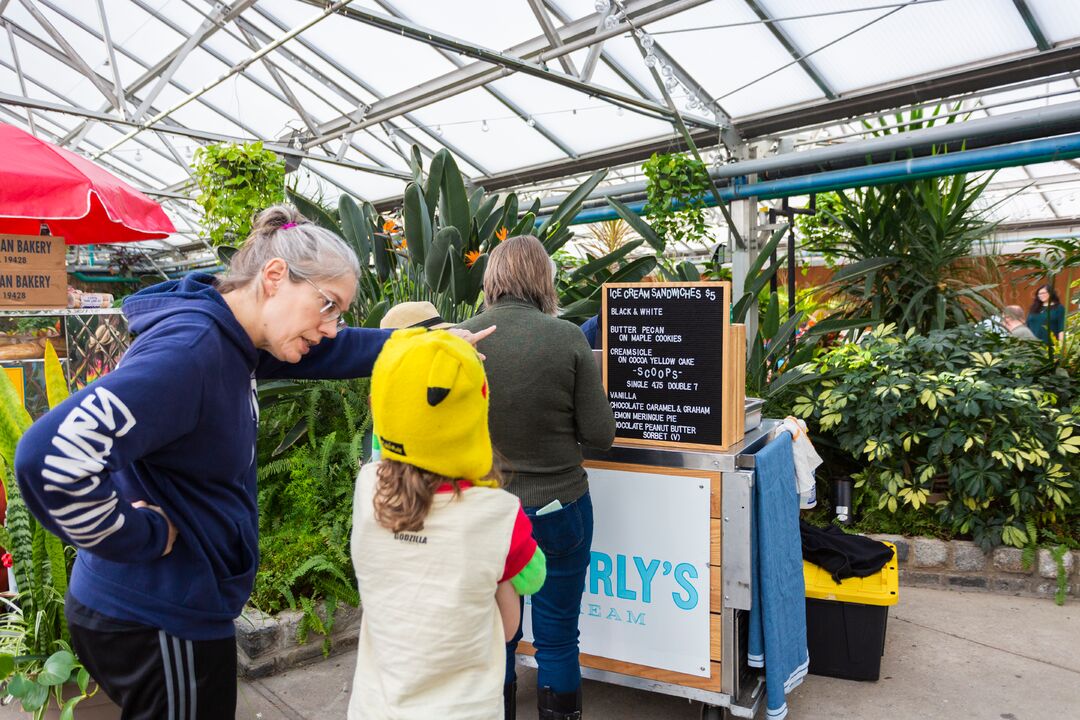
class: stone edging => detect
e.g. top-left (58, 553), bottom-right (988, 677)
top-left (235, 603), bottom-right (362, 679)
top-left (867, 534), bottom-right (1079, 600)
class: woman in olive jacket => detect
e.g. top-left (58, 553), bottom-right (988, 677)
top-left (460, 235), bottom-right (615, 720)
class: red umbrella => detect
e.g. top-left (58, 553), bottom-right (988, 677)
top-left (0, 122), bottom-right (176, 244)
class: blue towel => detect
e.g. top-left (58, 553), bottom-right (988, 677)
top-left (748, 431), bottom-right (809, 720)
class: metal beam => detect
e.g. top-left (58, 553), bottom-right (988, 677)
top-left (540, 0), bottom-right (660, 104)
top-left (133, 0), bottom-right (258, 121)
top-left (304, 0), bottom-right (715, 144)
top-left (374, 0), bottom-right (577, 160)
top-left (0, 54), bottom-right (197, 179)
top-left (646, 36), bottom-right (739, 147)
top-left (578, 10), bottom-right (607, 84)
top-left (239, 4), bottom-right (491, 175)
top-left (94, 1), bottom-right (355, 159)
top-left (0, 91), bottom-right (412, 180)
top-left (4, 20), bottom-right (35, 136)
top-left (94, 0), bottom-right (128, 119)
top-left (14, 0), bottom-right (123, 112)
top-left (736, 43), bottom-right (1080, 138)
top-left (1012, 0), bottom-right (1051, 52)
top-left (420, 128), bottom-right (715, 197)
top-left (525, 0), bottom-right (578, 76)
top-left (234, 23), bottom-right (321, 140)
top-left (57, 0), bottom-right (257, 146)
top-left (743, 0), bottom-right (835, 100)
top-left (245, 4), bottom-right (490, 174)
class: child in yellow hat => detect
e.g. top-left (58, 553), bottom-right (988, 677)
top-left (348, 328), bottom-right (546, 720)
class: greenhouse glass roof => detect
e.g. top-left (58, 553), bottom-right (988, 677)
top-left (0, 0), bottom-right (1078, 261)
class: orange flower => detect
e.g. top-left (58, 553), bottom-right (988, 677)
top-left (399, 238), bottom-right (408, 249)
top-left (495, 227), bottom-right (508, 242)
top-left (382, 219), bottom-right (398, 234)
top-left (464, 250), bottom-right (481, 268)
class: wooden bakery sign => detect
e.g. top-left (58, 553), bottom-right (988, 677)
top-left (0, 234), bottom-right (66, 308)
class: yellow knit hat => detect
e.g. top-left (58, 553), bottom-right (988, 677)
top-left (370, 328), bottom-right (492, 480)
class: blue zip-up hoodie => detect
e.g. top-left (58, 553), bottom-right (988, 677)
top-left (14, 273), bottom-right (390, 640)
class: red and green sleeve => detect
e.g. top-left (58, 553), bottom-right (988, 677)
top-left (500, 506), bottom-right (546, 595)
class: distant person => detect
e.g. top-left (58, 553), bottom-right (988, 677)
top-left (1002, 305), bottom-right (1038, 341)
top-left (1027, 284), bottom-right (1065, 345)
top-left (580, 314), bottom-right (600, 349)
top-left (348, 329), bottom-right (545, 720)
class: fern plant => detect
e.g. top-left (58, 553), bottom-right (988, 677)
top-left (251, 377), bottom-right (370, 654)
top-left (0, 341), bottom-right (98, 718)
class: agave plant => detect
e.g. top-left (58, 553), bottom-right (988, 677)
top-left (0, 342), bottom-right (99, 719)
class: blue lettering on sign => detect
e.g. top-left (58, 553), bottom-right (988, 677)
top-left (616, 554), bottom-right (636, 600)
top-left (587, 551), bottom-right (700, 611)
top-left (672, 563), bottom-right (699, 610)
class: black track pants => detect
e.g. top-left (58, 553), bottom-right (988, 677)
top-left (69, 621), bottom-right (237, 720)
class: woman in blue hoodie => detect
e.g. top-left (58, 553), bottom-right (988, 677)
top-left (14, 205), bottom-right (491, 719)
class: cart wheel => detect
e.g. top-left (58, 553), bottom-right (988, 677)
top-left (699, 703), bottom-right (725, 720)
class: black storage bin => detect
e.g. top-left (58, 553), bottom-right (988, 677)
top-left (805, 597), bottom-right (889, 680)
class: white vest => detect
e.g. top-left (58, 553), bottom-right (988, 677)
top-left (348, 462), bottom-right (518, 720)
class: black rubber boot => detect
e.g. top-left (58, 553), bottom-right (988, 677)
top-left (504, 680), bottom-right (517, 720)
top-left (537, 686), bottom-right (582, 720)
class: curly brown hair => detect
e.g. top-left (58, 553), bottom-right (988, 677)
top-left (373, 460), bottom-right (501, 533)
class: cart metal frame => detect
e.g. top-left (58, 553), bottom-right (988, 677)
top-left (517, 418), bottom-right (778, 718)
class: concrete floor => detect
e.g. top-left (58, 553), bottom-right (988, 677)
top-left (2, 586), bottom-right (1075, 719)
top-left (235, 586), bottom-right (1079, 720)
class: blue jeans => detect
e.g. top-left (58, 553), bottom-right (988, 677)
top-left (506, 491), bottom-right (594, 694)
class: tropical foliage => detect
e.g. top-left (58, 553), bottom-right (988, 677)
top-left (786, 323), bottom-right (1080, 551)
top-left (0, 342), bottom-right (98, 718)
top-left (251, 378), bottom-right (370, 654)
top-left (192, 141), bottom-right (286, 247)
top-left (796, 174), bottom-right (1002, 334)
top-left (642, 151), bottom-right (713, 248)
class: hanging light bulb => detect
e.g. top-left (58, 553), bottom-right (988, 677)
top-left (643, 53), bottom-right (658, 68)
top-left (481, 119), bottom-right (490, 132)
top-left (603, 14), bottom-right (618, 29)
top-left (661, 64), bottom-right (674, 78)
top-left (639, 32), bottom-right (654, 49)
top-left (594, 0), bottom-right (610, 11)
top-left (134, 149), bottom-right (143, 162)
top-left (436, 125), bottom-right (444, 136)
top-left (686, 95), bottom-right (700, 110)
top-left (526, 116), bottom-right (536, 127)
top-left (664, 75), bottom-right (678, 90)
top-left (616, 106), bottom-right (624, 117)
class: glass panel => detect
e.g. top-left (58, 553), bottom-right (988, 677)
top-left (761, 0), bottom-right (1033, 95)
top-left (1027, 0), bottom-right (1080, 45)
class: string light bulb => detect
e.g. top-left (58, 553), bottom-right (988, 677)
top-left (481, 119), bottom-right (489, 132)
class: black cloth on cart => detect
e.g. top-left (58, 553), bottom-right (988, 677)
top-left (800, 520), bottom-right (894, 583)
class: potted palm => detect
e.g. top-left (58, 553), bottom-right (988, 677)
top-left (0, 341), bottom-right (119, 719)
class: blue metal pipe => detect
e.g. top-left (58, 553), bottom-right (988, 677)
top-left (556, 132), bottom-right (1080, 226)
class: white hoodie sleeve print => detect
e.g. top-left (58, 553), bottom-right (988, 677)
top-left (14, 340), bottom-right (202, 562)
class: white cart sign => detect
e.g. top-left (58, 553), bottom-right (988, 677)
top-left (523, 463), bottom-right (711, 677)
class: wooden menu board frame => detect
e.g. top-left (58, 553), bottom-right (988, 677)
top-left (602, 281), bottom-right (732, 452)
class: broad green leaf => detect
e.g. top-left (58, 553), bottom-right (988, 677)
top-left (605, 196), bottom-right (666, 253)
top-left (402, 183), bottom-right (431, 266)
top-left (537, 169), bottom-right (607, 240)
top-left (338, 195), bottom-right (372, 269)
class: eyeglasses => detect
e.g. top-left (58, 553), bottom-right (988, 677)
top-left (299, 275), bottom-right (347, 331)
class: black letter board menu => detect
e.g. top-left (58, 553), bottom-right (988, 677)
top-left (602, 281), bottom-right (731, 451)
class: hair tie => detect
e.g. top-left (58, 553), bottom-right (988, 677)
top-left (280, 222), bottom-right (298, 230)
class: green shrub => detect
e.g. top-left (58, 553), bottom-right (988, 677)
top-left (788, 323), bottom-right (1080, 550)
